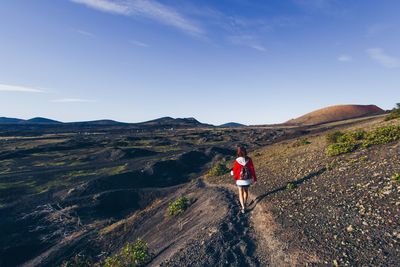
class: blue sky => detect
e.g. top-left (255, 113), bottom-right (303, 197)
top-left (0, 0), bottom-right (399, 125)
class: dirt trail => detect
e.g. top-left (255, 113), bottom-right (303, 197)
top-left (203, 180), bottom-right (317, 266)
top-left (158, 180), bottom-right (263, 266)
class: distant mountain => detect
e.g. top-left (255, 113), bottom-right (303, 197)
top-left (0, 116), bottom-right (213, 127)
top-left (285, 104), bottom-right (385, 126)
top-left (139, 117), bottom-right (212, 127)
top-left (0, 117), bottom-right (25, 124)
top-left (0, 117), bottom-right (62, 124)
top-left (219, 122), bottom-right (246, 127)
top-left (68, 119), bottom-right (126, 126)
top-left (25, 117), bottom-right (62, 124)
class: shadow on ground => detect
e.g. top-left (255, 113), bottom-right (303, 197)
top-left (247, 167), bottom-right (326, 211)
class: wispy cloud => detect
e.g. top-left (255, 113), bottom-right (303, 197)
top-left (337, 54), bottom-right (352, 62)
top-left (366, 48), bottom-right (399, 69)
top-left (51, 98), bottom-right (96, 103)
top-left (70, 0), bottom-right (130, 14)
top-left (70, 0), bottom-right (204, 36)
top-left (129, 40), bottom-right (148, 47)
top-left (0, 83), bottom-right (45, 93)
top-left (76, 29), bottom-right (94, 37)
top-left (367, 23), bottom-right (391, 37)
top-left (228, 35), bottom-right (266, 52)
top-left (294, 0), bottom-right (333, 10)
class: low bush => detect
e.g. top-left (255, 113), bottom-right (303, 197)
top-left (326, 131), bottom-right (345, 144)
top-left (326, 162), bottom-right (336, 171)
top-left (104, 239), bottom-right (151, 267)
top-left (207, 162), bottom-right (230, 177)
top-left (361, 125), bottom-right (400, 148)
top-left (326, 124), bottom-right (400, 156)
top-left (286, 182), bottom-right (297, 190)
top-left (61, 254), bottom-right (94, 267)
top-left (168, 196), bottom-right (190, 216)
top-left (326, 141), bottom-right (358, 156)
top-left (391, 173), bottom-right (400, 182)
top-left (293, 138), bottom-right (311, 147)
top-left (351, 130), bottom-right (367, 141)
top-left (385, 103), bottom-right (400, 121)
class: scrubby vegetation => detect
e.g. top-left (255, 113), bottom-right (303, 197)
top-left (207, 162), bottom-right (230, 177)
top-left (391, 173), bottom-right (400, 182)
top-left (104, 239), bottom-right (152, 267)
top-left (168, 196), bottom-right (190, 216)
top-left (61, 254), bottom-right (94, 267)
top-left (326, 131), bottom-right (345, 144)
top-left (286, 182), bottom-right (297, 190)
top-left (385, 103), bottom-right (400, 121)
top-left (292, 138), bottom-right (311, 147)
top-left (326, 125), bottom-right (400, 156)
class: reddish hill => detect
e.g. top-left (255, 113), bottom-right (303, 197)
top-left (286, 104), bottom-right (384, 126)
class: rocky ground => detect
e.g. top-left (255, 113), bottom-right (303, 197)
top-left (1, 115), bottom-right (399, 266)
top-left (208, 116), bottom-right (400, 266)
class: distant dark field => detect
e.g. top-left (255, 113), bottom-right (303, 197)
top-left (0, 123), bottom-right (296, 266)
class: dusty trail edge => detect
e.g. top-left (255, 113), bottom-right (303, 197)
top-left (202, 178), bottom-right (320, 266)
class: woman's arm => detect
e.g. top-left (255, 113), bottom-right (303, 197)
top-left (232, 160), bottom-right (240, 180)
top-left (249, 159), bottom-right (257, 181)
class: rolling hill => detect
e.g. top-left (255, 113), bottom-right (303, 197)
top-left (286, 104), bottom-right (385, 126)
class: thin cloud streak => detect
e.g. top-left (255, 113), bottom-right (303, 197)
top-left (338, 55), bottom-right (352, 62)
top-left (366, 48), bottom-right (399, 69)
top-left (228, 35), bottom-right (266, 52)
top-left (76, 29), bottom-right (94, 37)
top-left (129, 40), bottom-right (148, 47)
top-left (51, 98), bottom-right (96, 103)
top-left (0, 83), bottom-right (45, 93)
top-left (70, 0), bottom-right (130, 14)
top-left (70, 0), bottom-right (204, 36)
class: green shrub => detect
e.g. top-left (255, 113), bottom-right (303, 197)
top-left (361, 125), bottom-right (400, 148)
top-left (207, 162), bottom-right (230, 177)
top-left (61, 254), bottom-right (94, 267)
top-left (293, 138), bottom-right (311, 147)
top-left (104, 239), bottom-right (151, 267)
top-left (385, 103), bottom-right (400, 121)
top-left (351, 130), bottom-right (367, 140)
top-left (326, 131), bottom-right (345, 144)
top-left (326, 141), bottom-right (358, 156)
top-left (391, 173), bottom-right (400, 182)
top-left (326, 162), bottom-right (336, 171)
top-left (286, 182), bottom-right (297, 190)
top-left (326, 124), bottom-right (400, 156)
top-left (168, 196), bottom-right (190, 216)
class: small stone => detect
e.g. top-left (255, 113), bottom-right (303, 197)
top-left (347, 225), bottom-right (354, 232)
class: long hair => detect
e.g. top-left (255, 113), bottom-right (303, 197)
top-left (237, 146), bottom-right (247, 158)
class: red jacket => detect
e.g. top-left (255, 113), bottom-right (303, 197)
top-left (232, 157), bottom-right (257, 181)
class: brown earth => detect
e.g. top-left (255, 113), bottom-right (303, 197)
top-left (286, 104), bottom-right (385, 126)
top-left (209, 115), bottom-right (400, 266)
top-left (1, 113), bottom-right (399, 266)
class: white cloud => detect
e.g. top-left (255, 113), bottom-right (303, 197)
top-left (51, 98), bottom-right (96, 103)
top-left (0, 83), bottom-right (45, 93)
top-left (366, 48), bottom-right (399, 69)
top-left (367, 23), bottom-right (391, 37)
top-left (129, 40), bottom-right (148, 47)
top-left (338, 55), bottom-right (352, 62)
top-left (294, 0), bottom-right (332, 9)
top-left (70, 0), bottom-right (130, 15)
top-left (70, 0), bottom-right (204, 36)
top-left (76, 29), bottom-right (94, 37)
top-left (228, 35), bottom-right (266, 52)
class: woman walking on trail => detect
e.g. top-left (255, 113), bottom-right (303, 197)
top-left (231, 146), bottom-right (257, 213)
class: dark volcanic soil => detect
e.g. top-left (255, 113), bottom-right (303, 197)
top-left (208, 116), bottom-right (400, 266)
top-left (1, 115), bottom-right (398, 266)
